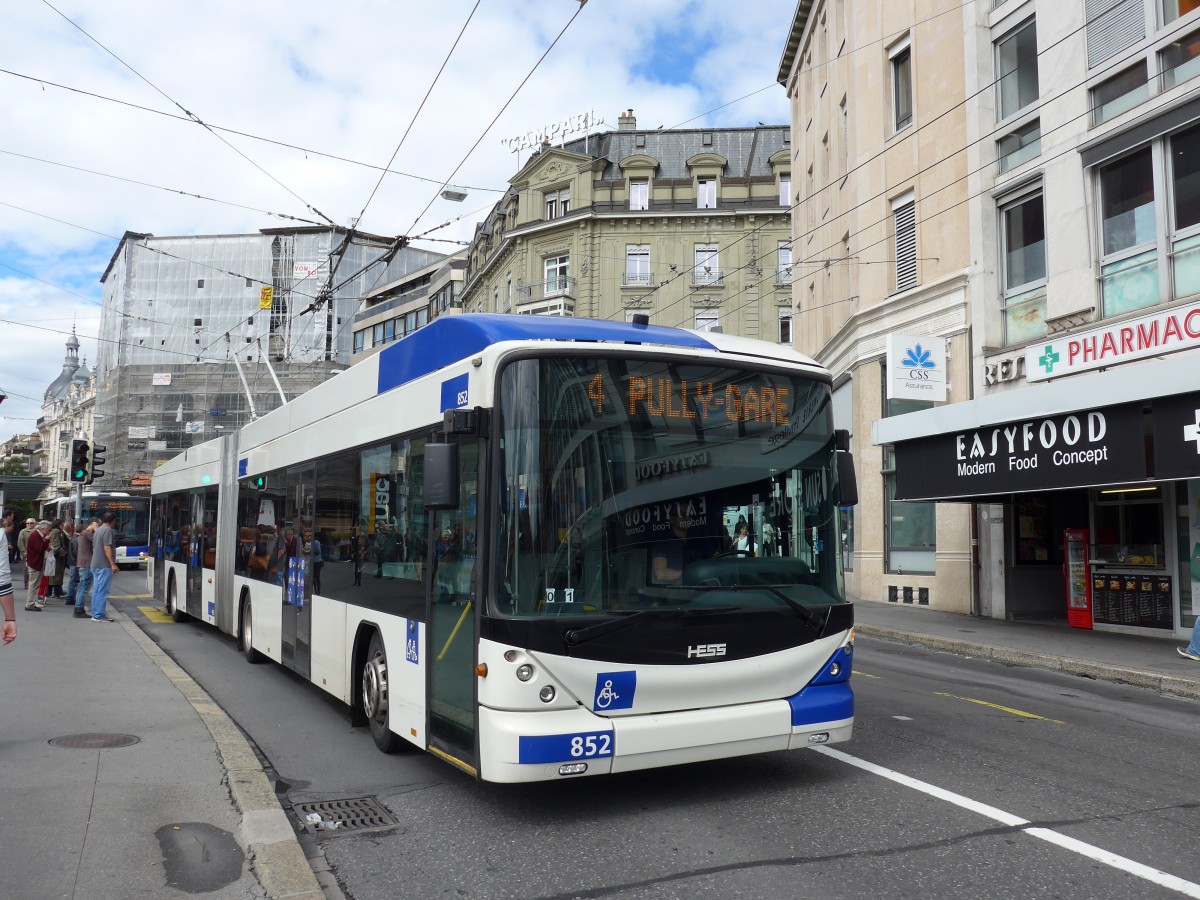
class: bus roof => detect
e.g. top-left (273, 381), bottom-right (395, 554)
top-left (377, 314), bottom-right (721, 395)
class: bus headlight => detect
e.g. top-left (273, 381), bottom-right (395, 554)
top-left (538, 685), bottom-right (556, 703)
top-left (829, 662), bottom-right (842, 677)
top-left (515, 664), bottom-right (535, 682)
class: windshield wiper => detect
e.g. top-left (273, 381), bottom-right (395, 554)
top-left (564, 606), bottom-right (737, 646)
top-left (684, 583), bottom-right (827, 630)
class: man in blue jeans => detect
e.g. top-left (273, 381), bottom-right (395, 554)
top-left (90, 512), bottom-right (120, 622)
top-left (73, 518), bottom-right (97, 618)
top-left (1179, 618), bottom-right (1200, 660)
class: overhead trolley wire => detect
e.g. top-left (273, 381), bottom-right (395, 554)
top-left (41, 0), bottom-right (336, 226)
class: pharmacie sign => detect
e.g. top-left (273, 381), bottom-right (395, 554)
top-left (885, 333), bottom-right (947, 402)
top-left (893, 403), bottom-right (1146, 500)
top-left (1025, 299), bottom-right (1200, 382)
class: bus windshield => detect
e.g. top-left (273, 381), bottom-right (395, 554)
top-left (81, 496), bottom-right (150, 549)
top-left (493, 356), bottom-right (847, 618)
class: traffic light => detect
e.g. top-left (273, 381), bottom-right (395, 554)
top-left (251, 474), bottom-right (267, 490)
top-left (86, 442), bottom-right (106, 484)
top-left (69, 439), bottom-right (91, 483)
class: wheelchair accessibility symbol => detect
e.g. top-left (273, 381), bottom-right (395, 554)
top-left (593, 671), bottom-right (635, 711)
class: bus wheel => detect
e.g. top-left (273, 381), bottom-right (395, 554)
top-left (363, 633), bottom-right (402, 753)
top-left (241, 598), bottom-right (265, 664)
top-left (167, 577), bottom-right (187, 623)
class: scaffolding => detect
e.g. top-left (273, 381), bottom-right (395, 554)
top-left (92, 228), bottom-right (443, 488)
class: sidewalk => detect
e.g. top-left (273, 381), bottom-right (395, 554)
top-left (0, 565), bottom-right (324, 900)
top-left (852, 595), bottom-right (1200, 701)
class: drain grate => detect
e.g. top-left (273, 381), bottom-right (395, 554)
top-left (50, 733), bottom-right (141, 749)
top-left (295, 796), bottom-right (398, 835)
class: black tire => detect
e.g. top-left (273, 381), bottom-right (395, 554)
top-left (167, 576), bottom-right (187, 623)
top-left (241, 597), bottom-right (265, 664)
top-left (363, 632), bottom-right (403, 753)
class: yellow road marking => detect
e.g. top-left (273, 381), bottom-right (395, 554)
top-left (934, 692), bottom-right (1063, 723)
top-left (139, 606), bottom-right (175, 623)
top-left (112, 593), bottom-right (152, 600)
top-left (852, 669), bottom-right (881, 679)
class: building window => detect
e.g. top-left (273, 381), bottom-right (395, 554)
top-left (544, 187), bottom-right (570, 219)
top-left (505, 275), bottom-right (512, 313)
top-left (697, 178), bottom-right (717, 209)
top-left (1162, 28), bottom-right (1200, 89)
top-left (890, 40), bottom-right (913, 132)
top-left (625, 245), bottom-right (651, 285)
top-left (839, 95), bottom-right (849, 176)
top-left (777, 242), bottom-right (794, 284)
top-left (1171, 124), bottom-right (1200, 298)
top-left (544, 255), bottom-right (570, 296)
top-left (693, 245), bottom-right (720, 284)
top-left (493, 287), bottom-right (500, 312)
top-left (996, 19), bottom-right (1039, 121)
top-left (630, 179), bottom-right (649, 211)
top-left (779, 174), bottom-right (792, 206)
top-left (778, 310), bottom-right (792, 344)
top-left (1164, 0), bottom-right (1200, 24)
top-left (353, 330), bottom-right (365, 353)
top-left (694, 311), bottom-right (719, 331)
top-left (372, 323), bottom-right (385, 347)
top-left (998, 119), bottom-right (1041, 172)
top-left (1092, 63), bottom-right (1149, 125)
top-left (1001, 189), bottom-right (1048, 343)
top-left (892, 193), bottom-right (917, 292)
top-left (1099, 147), bottom-right (1158, 315)
top-left (882, 382), bottom-right (935, 575)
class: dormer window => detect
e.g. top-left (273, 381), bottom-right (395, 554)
top-left (630, 179), bottom-right (649, 210)
top-left (697, 178), bottom-right (717, 209)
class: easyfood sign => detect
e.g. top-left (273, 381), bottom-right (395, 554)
top-left (893, 403), bottom-right (1146, 500)
top-left (1026, 299), bottom-right (1200, 382)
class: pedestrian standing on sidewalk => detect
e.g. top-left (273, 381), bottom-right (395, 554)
top-left (90, 512), bottom-right (119, 622)
top-left (46, 519), bottom-right (68, 599)
top-left (17, 517), bottom-right (35, 564)
top-left (0, 527), bottom-right (16, 645)
top-left (23, 520), bottom-right (51, 611)
top-left (60, 521), bottom-right (77, 604)
top-left (72, 519), bottom-right (97, 618)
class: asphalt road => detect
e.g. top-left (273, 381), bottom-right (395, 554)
top-left (113, 592), bottom-right (1200, 900)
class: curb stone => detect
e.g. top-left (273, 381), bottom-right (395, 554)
top-left (856, 624), bottom-right (1200, 702)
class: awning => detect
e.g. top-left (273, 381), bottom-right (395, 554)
top-left (874, 355), bottom-right (1200, 501)
top-left (0, 475), bottom-right (54, 502)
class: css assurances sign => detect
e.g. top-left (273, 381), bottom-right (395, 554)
top-left (886, 334), bottom-right (948, 402)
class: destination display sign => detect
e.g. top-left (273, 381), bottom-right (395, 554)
top-left (586, 372), bottom-right (793, 427)
top-left (893, 403), bottom-right (1146, 500)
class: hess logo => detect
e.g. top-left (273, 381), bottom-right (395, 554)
top-left (687, 643), bottom-right (727, 659)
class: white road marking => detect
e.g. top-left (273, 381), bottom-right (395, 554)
top-left (892, 715), bottom-right (913, 721)
top-left (815, 746), bottom-right (1200, 898)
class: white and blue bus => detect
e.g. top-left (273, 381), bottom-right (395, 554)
top-left (150, 315), bottom-right (858, 783)
top-left (45, 491), bottom-right (150, 568)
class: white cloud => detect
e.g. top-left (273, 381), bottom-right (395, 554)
top-left (0, 0), bottom-right (794, 439)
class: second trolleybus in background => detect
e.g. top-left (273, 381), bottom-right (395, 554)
top-left (44, 492), bottom-right (150, 568)
top-left (150, 315), bottom-right (859, 783)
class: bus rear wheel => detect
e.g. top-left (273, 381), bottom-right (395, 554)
top-left (241, 598), bottom-right (265, 664)
top-left (166, 577), bottom-right (187, 623)
top-left (363, 633), bottom-right (402, 753)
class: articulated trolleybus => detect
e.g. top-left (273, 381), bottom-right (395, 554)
top-left (151, 315), bottom-right (859, 783)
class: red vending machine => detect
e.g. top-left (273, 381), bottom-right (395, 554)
top-left (1063, 529), bottom-right (1093, 629)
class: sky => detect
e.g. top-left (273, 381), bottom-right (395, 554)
top-left (0, 0), bottom-right (795, 442)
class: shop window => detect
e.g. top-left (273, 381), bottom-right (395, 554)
top-left (1092, 486), bottom-right (1165, 567)
top-left (882, 380), bottom-right (935, 575)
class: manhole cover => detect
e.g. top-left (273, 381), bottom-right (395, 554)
top-left (50, 733), bottom-right (141, 749)
top-left (295, 797), bottom-right (398, 835)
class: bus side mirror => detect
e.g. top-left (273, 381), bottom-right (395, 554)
top-left (834, 429), bottom-right (858, 507)
top-left (424, 443), bottom-right (459, 509)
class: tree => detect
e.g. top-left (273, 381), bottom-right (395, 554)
top-left (0, 456), bottom-right (29, 475)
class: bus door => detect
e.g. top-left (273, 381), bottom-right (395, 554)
top-left (426, 438), bottom-right (480, 764)
top-left (280, 464), bottom-right (314, 680)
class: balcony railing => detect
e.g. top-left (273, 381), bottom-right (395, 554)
top-left (518, 275), bottom-right (576, 302)
top-left (622, 272), bottom-right (653, 287)
top-left (775, 267), bottom-right (794, 286)
top-left (690, 268), bottom-right (725, 287)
